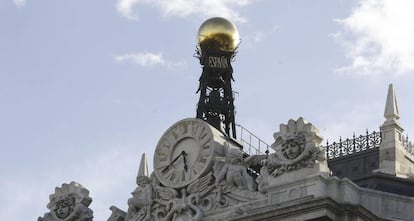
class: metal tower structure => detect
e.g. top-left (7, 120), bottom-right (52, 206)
top-left (195, 17), bottom-right (240, 139)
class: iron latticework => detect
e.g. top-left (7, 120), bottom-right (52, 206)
top-left (325, 131), bottom-right (382, 160)
top-left (195, 49), bottom-right (237, 138)
top-left (403, 134), bottom-right (414, 155)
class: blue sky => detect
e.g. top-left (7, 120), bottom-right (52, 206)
top-left (2, 0), bottom-right (414, 220)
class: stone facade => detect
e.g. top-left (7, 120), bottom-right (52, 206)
top-left (38, 84), bottom-right (414, 221)
top-left (107, 117), bottom-right (414, 221)
top-left (232, 174), bottom-right (414, 221)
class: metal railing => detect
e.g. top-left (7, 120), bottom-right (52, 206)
top-left (325, 130), bottom-right (382, 160)
top-left (403, 135), bottom-right (414, 155)
top-left (235, 124), bottom-right (270, 156)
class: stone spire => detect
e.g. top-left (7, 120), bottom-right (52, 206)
top-left (384, 83), bottom-right (400, 124)
top-left (138, 153), bottom-right (149, 178)
top-left (377, 84), bottom-right (414, 178)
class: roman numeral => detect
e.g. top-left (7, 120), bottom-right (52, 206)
top-left (157, 148), bottom-right (170, 156)
top-left (199, 156), bottom-right (207, 163)
top-left (193, 162), bottom-right (204, 173)
top-left (193, 125), bottom-right (205, 139)
top-left (198, 127), bottom-right (206, 140)
top-left (187, 122), bottom-right (195, 136)
top-left (200, 134), bottom-right (211, 146)
top-left (159, 155), bottom-right (168, 162)
top-left (178, 124), bottom-right (187, 136)
top-left (168, 172), bottom-right (177, 182)
top-left (191, 168), bottom-right (198, 177)
top-left (161, 166), bottom-right (171, 175)
top-left (165, 135), bottom-right (176, 147)
top-left (201, 149), bottom-right (210, 156)
top-left (181, 170), bottom-right (186, 182)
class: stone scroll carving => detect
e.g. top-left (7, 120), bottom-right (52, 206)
top-left (38, 182), bottom-right (93, 221)
top-left (150, 171), bottom-right (261, 221)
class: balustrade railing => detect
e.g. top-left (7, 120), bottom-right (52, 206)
top-left (403, 135), bottom-right (414, 155)
top-left (236, 124), bottom-right (270, 156)
top-left (325, 130), bottom-right (382, 160)
top-left (235, 125), bottom-right (413, 160)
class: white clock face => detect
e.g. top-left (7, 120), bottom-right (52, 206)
top-left (154, 118), bottom-right (215, 188)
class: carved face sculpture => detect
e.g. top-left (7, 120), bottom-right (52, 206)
top-left (54, 197), bottom-right (74, 219)
top-left (282, 138), bottom-right (304, 160)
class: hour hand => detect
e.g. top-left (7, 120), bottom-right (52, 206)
top-left (183, 152), bottom-right (188, 172)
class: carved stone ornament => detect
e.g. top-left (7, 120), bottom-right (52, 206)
top-left (130, 171), bottom-right (262, 221)
top-left (257, 118), bottom-right (326, 191)
top-left (125, 154), bottom-right (154, 221)
top-left (115, 119), bottom-right (266, 221)
top-left (214, 147), bottom-right (257, 191)
top-left (150, 148), bottom-right (262, 221)
top-left (38, 181), bottom-right (93, 221)
top-left (107, 206), bottom-right (126, 221)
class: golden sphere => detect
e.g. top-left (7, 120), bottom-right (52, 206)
top-left (197, 17), bottom-right (240, 52)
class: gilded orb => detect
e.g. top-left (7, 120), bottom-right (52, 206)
top-left (197, 17), bottom-right (240, 52)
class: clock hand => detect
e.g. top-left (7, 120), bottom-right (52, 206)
top-left (183, 152), bottom-right (188, 172)
top-left (161, 151), bottom-right (186, 173)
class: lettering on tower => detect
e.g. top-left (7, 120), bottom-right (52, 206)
top-left (208, 56), bottom-right (229, 69)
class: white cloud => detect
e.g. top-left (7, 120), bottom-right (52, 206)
top-left (115, 52), bottom-right (165, 66)
top-left (116, 0), bottom-right (139, 20)
top-left (335, 0), bottom-right (414, 76)
top-left (114, 52), bottom-right (185, 69)
top-left (116, 0), bottom-right (252, 22)
top-left (14, 0), bottom-right (26, 8)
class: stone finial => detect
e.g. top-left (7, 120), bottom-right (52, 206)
top-left (377, 84), bottom-right (414, 178)
top-left (137, 153), bottom-right (149, 178)
top-left (384, 83), bottom-right (400, 124)
top-left (38, 181), bottom-right (93, 221)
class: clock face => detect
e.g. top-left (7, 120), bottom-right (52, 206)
top-left (154, 118), bottom-right (215, 188)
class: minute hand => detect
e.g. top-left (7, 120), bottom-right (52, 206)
top-left (161, 151), bottom-right (186, 173)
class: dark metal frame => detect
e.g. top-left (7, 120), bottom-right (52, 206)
top-left (195, 49), bottom-right (237, 138)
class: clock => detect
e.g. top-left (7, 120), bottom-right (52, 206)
top-left (154, 118), bottom-right (223, 188)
